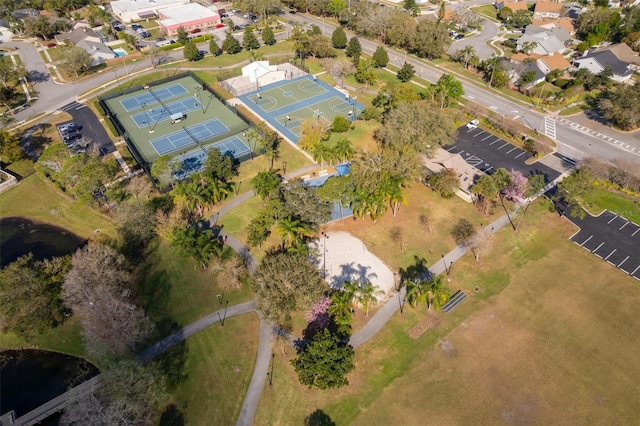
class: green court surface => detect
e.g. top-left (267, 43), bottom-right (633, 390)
top-left (102, 74), bottom-right (250, 165)
top-left (275, 96), bottom-right (357, 137)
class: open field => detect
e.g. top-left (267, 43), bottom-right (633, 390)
top-left (156, 312), bottom-right (259, 425)
top-left (0, 173), bottom-right (116, 238)
top-left (254, 201), bottom-right (640, 424)
top-left (579, 186), bottom-right (640, 219)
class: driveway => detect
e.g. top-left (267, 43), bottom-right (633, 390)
top-left (445, 126), bottom-right (561, 182)
top-left (59, 101), bottom-right (115, 157)
top-left (568, 210), bottom-right (640, 281)
top-left (447, 17), bottom-right (500, 60)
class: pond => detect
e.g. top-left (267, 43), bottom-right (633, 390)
top-left (0, 216), bottom-right (86, 267)
top-left (0, 349), bottom-right (99, 420)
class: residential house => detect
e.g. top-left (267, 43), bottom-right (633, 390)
top-left (157, 4), bottom-right (221, 36)
top-left (506, 56), bottom-right (546, 88)
top-left (533, 1), bottom-right (564, 20)
top-left (517, 31), bottom-right (567, 56)
top-left (11, 9), bottom-right (39, 19)
top-left (54, 27), bottom-right (102, 44)
top-left (599, 42), bottom-right (640, 68)
top-left (573, 50), bottom-right (633, 83)
top-left (77, 39), bottom-right (117, 65)
top-left (524, 25), bottom-right (571, 44)
top-left (531, 17), bottom-right (576, 35)
top-left (537, 53), bottom-right (571, 74)
top-left (495, 0), bottom-right (529, 12)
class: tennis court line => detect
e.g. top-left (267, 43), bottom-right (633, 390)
top-left (119, 83), bottom-right (187, 112)
top-left (132, 97), bottom-right (202, 128)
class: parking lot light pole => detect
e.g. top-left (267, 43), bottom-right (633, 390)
top-left (112, 69), bottom-right (122, 95)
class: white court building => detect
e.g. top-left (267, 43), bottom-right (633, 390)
top-left (110, 0), bottom-right (189, 22)
top-left (242, 61), bottom-right (285, 87)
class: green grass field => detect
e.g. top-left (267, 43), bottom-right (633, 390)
top-left (579, 186), bottom-right (640, 219)
top-left (253, 200), bottom-right (640, 424)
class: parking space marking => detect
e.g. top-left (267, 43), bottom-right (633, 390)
top-left (497, 143), bottom-right (509, 150)
top-left (489, 139), bottom-right (500, 145)
top-left (580, 235), bottom-right (592, 246)
top-left (618, 256), bottom-right (630, 267)
top-left (505, 147), bottom-right (517, 154)
top-left (481, 135), bottom-right (493, 141)
top-left (633, 228), bottom-right (640, 237)
top-left (446, 146), bottom-right (457, 152)
top-left (473, 130), bottom-right (485, 137)
top-left (485, 166), bottom-right (494, 173)
top-left (605, 249), bottom-right (617, 260)
top-left (607, 215), bottom-right (618, 224)
top-left (515, 152), bottom-right (526, 159)
top-left (632, 265), bottom-right (640, 276)
top-left (592, 241), bottom-right (604, 253)
top-left (619, 221), bottom-right (629, 230)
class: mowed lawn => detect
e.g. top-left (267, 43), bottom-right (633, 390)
top-left (253, 201), bottom-right (640, 424)
top-left (156, 312), bottom-right (260, 426)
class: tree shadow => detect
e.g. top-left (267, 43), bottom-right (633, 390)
top-left (398, 255), bottom-right (431, 286)
top-left (331, 262), bottom-right (377, 289)
top-left (304, 409), bottom-right (336, 426)
top-left (159, 403), bottom-right (186, 426)
top-left (21, 123), bottom-right (52, 160)
top-left (153, 339), bottom-right (189, 390)
top-left (27, 70), bottom-right (49, 83)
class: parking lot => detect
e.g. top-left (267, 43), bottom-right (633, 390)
top-left (569, 211), bottom-right (640, 281)
top-left (445, 126), bottom-right (561, 183)
top-left (59, 101), bottom-right (115, 157)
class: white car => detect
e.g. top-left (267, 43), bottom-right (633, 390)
top-left (466, 119), bottom-right (479, 129)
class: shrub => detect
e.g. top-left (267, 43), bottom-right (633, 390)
top-left (332, 116), bottom-right (351, 132)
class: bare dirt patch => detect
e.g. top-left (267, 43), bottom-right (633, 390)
top-left (408, 313), bottom-right (441, 339)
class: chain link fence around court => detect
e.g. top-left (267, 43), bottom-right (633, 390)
top-left (218, 59), bottom-right (308, 97)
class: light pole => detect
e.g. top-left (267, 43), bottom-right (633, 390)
top-left (321, 232), bottom-right (329, 279)
top-left (282, 161), bottom-right (287, 175)
top-left (216, 292), bottom-right (223, 305)
top-left (266, 353), bottom-right (275, 386)
top-left (112, 69), bottom-right (122, 95)
top-left (442, 254), bottom-right (449, 276)
top-left (194, 86), bottom-right (205, 114)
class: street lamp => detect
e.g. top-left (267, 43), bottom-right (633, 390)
top-left (442, 254), bottom-right (449, 276)
top-left (282, 161), bottom-right (287, 175)
top-left (321, 232), bottom-right (329, 279)
top-left (266, 353), bottom-right (275, 386)
top-left (112, 69), bottom-right (122, 95)
top-left (194, 86), bottom-right (205, 114)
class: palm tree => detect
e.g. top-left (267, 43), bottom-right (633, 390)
top-left (328, 291), bottom-right (353, 335)
top-left (376, 176), bottom-right (406, 218)
top-left (427, 275), bottom-right (451, 311)
top-left (276, 216), bottom-right (313, 249)
top-left (342, 281), bottom-right (361, 309)
top-left (405, 280), bottom-right (428, 308)
top-left (334, 138), bottom-right (355, 163)
top-left (209, 178), bottom-right (231, 205)
top-left (313, 143), bottom-right (335, 168)
top-left (460, 45), bottom-right (476, 70)
top-left (352, 189), bottom-right (386, 222)
top-left (359, 282), bottom-right (383, 317)
top-left (193, 229), bottom-right (223, 268)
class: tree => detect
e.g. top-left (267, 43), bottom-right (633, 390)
top-left (390, 226), bottom-right (405, 252)
top-left (262, 25), bottom-right (275, 45)
top-left (372, 45), bottom-right (389, 68)
top-left (308, 34), bottom-right (338, 58)
top-left (280, 180), bottom-right (332, 227)
top-left (454, 45), bottom-right (479, 70)
top-left (332, 116), bottom-right (351, 133)
top-left (222, 31), bottom-right (242, 54)
top-left (0, 254), bottom-right (70, 338)
top-left (451, 218), bottom-right (475, 247)
top-left (277, 216), bottom-right (314, 250)
top-left (397, 61), bottom-right (415, 82)
top-left (292, 328), bottom-right (355, 389)
top-left (251, 169), bottom-right (281, 200)
top-left (246, 208), bottom-right (275, 249)
top-left (170, 225), bottom-right (223, 268)
top-left (0, 130), bottom-right (24, 163)
top-left (177, 26), bottom-right (189, 44)
top-left (306, 296), bottom-right (331, 331)
top-left (298, 117), bottom-right (331, 152)
top-left (151, 155), bottom-right (178, 188)
top-left (345, 36), bottom-right (362, 64)
top-left (146, 47), bottom-right (169, 68)
top-left (23, 15), bottom-right (55, 40)
top-left (113, 201), bottom-right (157, 259)
top-left (405, 279), bottom-right (428, 307)
top-left (426, 274), bottom-right (450, 310)
top-left (410, 20), bottom-right (451, 59)
top-left (328, 290), bottom-right (354, 335)
top-left (183, 40), bottom-right (199, 61)
top-left (598, 84), bottom-right (640, 131)
top-left (328, 0), bottom-right (347, 17)
top-left (354, 58), bottom-right (376, 85)
top-left (426, 168), bottom-right (459, 198)
top-left (404, 0), bottom-right (420, 16)
top-left (503, 169), bottom-right (528, 201)
top-left (204, 147), bottom-right (238, 182)
top-left (243, 27), bottom-right (260, 51)
top-left (332, 26), bottom-right (347, 49)
top-left (334, 138), bottom-right (355, 163)
top-left (555, 169), bottom-right (593, 218)
top-left (60, 46), bottom-right (93, 77)
top-left (375, 101), bottom-right (456, 157)
top-left (209, 38), bottom-right (222, 55)
top-left (62, 243), bottom-right (154, 357)
top-left (313, 142), bottom-right (336, 167)
top-left (431, 74), bottom-right (464, 108)
top-left (0, 60), bottom-right (17, 89)
top-left (316, 175), bottom-right (355, 222)
top-left (253, 251), bottom-right (326, 327)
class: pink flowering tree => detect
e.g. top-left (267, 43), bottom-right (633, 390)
top-left (306, 296), bottom-right (331, 331)
top-left (503, 169), bottom-right (528, 201)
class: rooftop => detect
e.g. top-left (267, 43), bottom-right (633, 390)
top-left (158, 3), bottom-right (219, 23)
top-left (534, 1), bottom-right (565, 14)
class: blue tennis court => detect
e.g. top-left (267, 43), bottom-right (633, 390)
top-left (119, 83), bottom-right (188, 111)
top-left (150, 119), bottom-right (230, 155)
top-left (131, 97), bottom-right (202, 128)
top-left (173, 136), bottom-right (251, 180)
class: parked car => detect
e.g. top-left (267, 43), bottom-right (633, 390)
top-left (58, 123), bottom-right (78, 133)
top-left (190, 28), bottom-right (201, 34)
top-left (46, 43), bottom-right (57, 48)
top-left (155, 37), bottom-right (165, 42)
top-left (131, 24), bottom-right (143, 30)
top-left (62, 132), bottom-right (82, 142)
top-left (455, 34), bottom-right (464, 40)
top-left (466, 119), bottom-right (479, 130)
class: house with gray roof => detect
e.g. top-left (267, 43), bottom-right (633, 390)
top-left (54, 27), bottom-right (102, 45)
top-left (573, 50), bottom-right (633, 83)
top-left (524, 25), bottom-right (571, 44)
top-left (76, 39), bottom-right (116, 65)
top-left (517, 32), bottom-right (567, 56)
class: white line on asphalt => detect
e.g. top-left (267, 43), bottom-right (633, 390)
top-left (580, 235), bottom-right (592, 246)
top-left (489, 139), bottom-right (500, 145)
top-left (632, 228), bottom-right (640, 237)
top-left (497, 143), bottom-right (509, 150)
top-left (515, 152), bottom-right (526, 158)
top-left (481, 135), bottom-right (492, 141)
top-left (506, 147), bottom-right (517, 154)
top-left (605, 249), bottom-right (617, 260)
top-left (593, 241), bottom-right (604, 253)
top-left (618, 256), bottom-right (630, 267)
top-left (619, 221), bottom-right (629, 230)
top-left (631, 265), bottom-right (640, 276)
top-left (474, 131), bottom-right (484, 137)
top-left (607, 215), bottom-right (618, 224)
top-left (594, 253), bottom-right (603, 259)
top-left (485, 166), bottom-right (494, 172)
top-left (446, 146), bottom-right (457, 152)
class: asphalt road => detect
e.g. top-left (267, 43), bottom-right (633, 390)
top-left (447, 18), bottom-right (499, 60)
top-left (568, 210), bottom-right (640, 281)
top-left (447, 125), bottom-right (561, 182)
top-left (58, 101), bottom-right (115, 157)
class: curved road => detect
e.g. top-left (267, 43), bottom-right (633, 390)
top-left (447, 18), bottom-right (500, 60)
